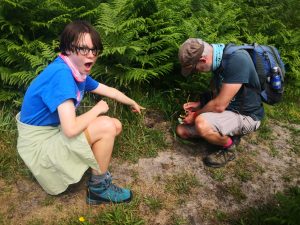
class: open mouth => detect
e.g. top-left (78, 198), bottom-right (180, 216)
top-left (84, 62), bottom-right (93, 69)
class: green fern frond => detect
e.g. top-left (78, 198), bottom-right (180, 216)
top-left (36, 40), bottom-right (59, 60)
top-left (1, 0), bottom-right (27, 10)
top-left (20, 51), bottom-right (44, 66)
top-left (0, 89), bottom-right (20, 103)
top-left (42, 0), bottom-right (76, 12)
top-left (31, 14), bottom-right (72, 29)
top-left (0, 67), bottom-right (13, 81)
top-left (0, 16), bottom-right (24, 37)
top-left (93, 0), bottom-right (183, 85)
top-left (79, 4), bottom-right (102, 19)
top-left (0, 38), bottom-right (56, 75)
top-left (1, 70), bottom-right (35, 87)
top-left (123, 68), bottom-right (158, 82)
top-left (0, 47), bottom-right (17, 66)
top-left (117, 62), bottom-right (173, 84)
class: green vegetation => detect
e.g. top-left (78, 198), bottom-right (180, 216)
top-left (209, 168), bottom-right (226, 182)
top-left (226, 184), bottom-right (247, 202)
top-left (234, 158), bottom-right (254, 182)
top-left (168, 214), bottom-right (188, 225)
top-left (257, 119), bottom-right (274, 141)
top-left (114, 115), bottom-right (167, 162)
top-left (0, 0), bottom-right (299, 224)
top-left (144, 195), bottom-right (163, 213)
top-left (93, 203), bottom-right (144, 225)
top-left (1, 0), bottom-right (300, 102)
top-left (165, 172), bottom-right (201, 195)
top-left (287, 126), bottom-right (300, 155)
top-left (63, 204), bottom-right (144, 225)
top-left (232, 186), bottom-right (300, 225)
top-left (26, 218), bottom-right (45, 225)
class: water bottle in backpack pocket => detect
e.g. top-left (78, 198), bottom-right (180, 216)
top-left (270, 67), bottom-right (282, 90)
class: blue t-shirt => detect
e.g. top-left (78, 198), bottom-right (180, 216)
top-left (20, 57), bottom-right (99, 126)
top-left (214, 50), bottom-right (264, 121)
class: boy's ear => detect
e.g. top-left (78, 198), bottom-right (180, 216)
top-left (199, 56), bottom-right (207, 63)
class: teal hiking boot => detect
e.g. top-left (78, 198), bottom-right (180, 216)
top-left (86, 173), bottom-right (132, 205)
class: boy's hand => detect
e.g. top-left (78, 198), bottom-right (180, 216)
top-left (183, 101), bottom-right (201, 112)
top-left (183, 111), bottom-right (196, 125)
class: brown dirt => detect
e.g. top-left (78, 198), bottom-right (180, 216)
top-left (0, 111), bottom-right (299, 225)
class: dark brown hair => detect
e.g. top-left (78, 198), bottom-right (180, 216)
top-left (59, 20), bottom-right (103, 55)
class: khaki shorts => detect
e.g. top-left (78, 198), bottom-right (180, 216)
top-left (183, 110), bottom-right (260, 137)
top-left (16, 113), bottom-right (100, 195)
top-left (201, 111), bottom-right (261, 136)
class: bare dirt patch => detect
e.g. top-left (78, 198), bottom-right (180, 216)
top-left (0, 112), bottom-right (299, 225)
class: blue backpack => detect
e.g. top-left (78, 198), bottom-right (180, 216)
top-left (221, 43), bottom-right (285, 105)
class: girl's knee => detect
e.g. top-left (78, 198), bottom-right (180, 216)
top-left (86, 116), bottom-right (120, 145)
top-left (93, 116), bottom-right (118, 135)
top-left (112, 118), bottom-right (122, 135)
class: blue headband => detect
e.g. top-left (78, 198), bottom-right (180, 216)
top-left (211, 44), bottom-right (225, 71)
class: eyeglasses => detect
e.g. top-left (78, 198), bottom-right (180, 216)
top-left (72, 45), bottom-right (100, 56)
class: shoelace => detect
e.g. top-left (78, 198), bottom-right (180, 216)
top-left (216, 149), bottom-right (227, 156)
top-left (102, 176), bottom-right (123, 193)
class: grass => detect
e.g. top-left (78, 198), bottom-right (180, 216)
top-left (231, 186), bottom-right (300, 225)
top-left (55, 197), bottom-right (144, 225)
top-left (235, 168), bottom-right (253, 183)
top-left (0, 131), bottom-right (23, 181)
top-left (165, 172), bottom-right (201, 195)
top-left (209, 168), bottom-right (226, 182)
top-left (234, 157), bottom-right (255, 182)
top-left (264, 100), bottom-right (300, 124)
top-left (0, 92), bottom-right (170, 224)
top-left (114, 116), bottom-right (167, 162)
top-left (0, 212), bottom-right (8, 225)
top-left (0, 105), bottom-right (30, 181)
top-left (78, 92), bottom-right (170, 163)
top-left (257, 119), bottom-right (274, 141)
top-left (214, 210), bottom-right (228, 223)
top-left (226, 184), bottom-right (247, 203)
top-left (41, 195), bottom-right (56, 207)
top-left (1, 88), bottom-right (300, 225)
top-left (25, 218), bottom-right (45, 225)
top-left (269, 145), bottom-right (280, 157)
top-left (144, 196), bottom-right (163, 213)
top-left (93, 204), bottom-right (144, 225)
top-left (208, 155), bottom-right (263, 183)
top-left (287, 126), bottom-right (300, 155)
top-left (0, 105), bottom-right (18, 132)
top-left (168, 214), bottom-right (188, 225)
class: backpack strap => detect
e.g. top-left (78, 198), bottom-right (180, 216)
top-left (222, 43), bottom-right (263, 91)
top-left (269, 45), bottom-right (285, 82)
top-left (223, 43), bottom-right (256, 55)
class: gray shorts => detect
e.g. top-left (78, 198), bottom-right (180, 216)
top-left (183, 110), bottom-right (260, 137)
top-left (201, 111), bottom-right (261, 136)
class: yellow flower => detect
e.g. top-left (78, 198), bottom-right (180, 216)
top-left (79, 217), bottom-right (85, 222)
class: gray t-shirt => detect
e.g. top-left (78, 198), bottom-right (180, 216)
top-left (214, 50), bottom-right (264, 121)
